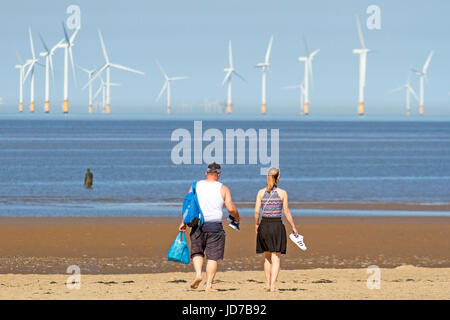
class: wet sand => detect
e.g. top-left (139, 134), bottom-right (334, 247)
top-left (0, 216), bottom-right (448, 274)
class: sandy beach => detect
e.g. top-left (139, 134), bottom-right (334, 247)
top-left (0, 216), bottom-right (448, 299)
top-left (0, 266), bottom-right (448, 300)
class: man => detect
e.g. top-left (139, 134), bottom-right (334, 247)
top-left (84, 168), bottom-right (93, 189)
top-left (179, 162), bottom-right (240, 292)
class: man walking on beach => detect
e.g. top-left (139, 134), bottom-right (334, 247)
top-left (179, 162), bottom-right (240, 292)
top-left (84, 168), bottom-right (93, 189)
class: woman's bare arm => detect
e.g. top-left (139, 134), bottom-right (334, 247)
top-left (254, 189), bottom-right (263, 233)
top-left (281, 190), bottom-right (298, 235)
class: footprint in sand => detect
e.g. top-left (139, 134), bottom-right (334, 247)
top-left (97, 281), bottom-right (118, 285)
top-left (168, 279), bottom-right (187, 283)
top-left (312, 279), bottom-right (333, 284)
top-left (279, 288), bottom-right (306, 292)
top-left (247, 279), bottom-right (264, 284)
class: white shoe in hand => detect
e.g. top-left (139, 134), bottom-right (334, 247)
top-left (289, 233), bottom-right (307, 251)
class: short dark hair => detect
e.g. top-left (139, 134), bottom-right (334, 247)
top-left (207, 162), bottom-right (221, 174)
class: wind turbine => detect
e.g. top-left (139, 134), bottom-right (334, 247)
top-left (93, 76), bottom-right (120, 113)
top-left (222, 40), bottom-right (246, 114)
top-left (14, 54), bottom-right (29, 112)
top-left (283, 83), bottom-right (305, 115)
top-left (389, 74), bottom-right (419, 116)
top-left (155, 61), bottom-right (188, 114)
top-left (256, 35), bottom-right (273, 114)
top-left (353, 15), bottom-right (371, 116)
top-left (83, 29), bottom-right (144, 114)
top-left (78, 65), bottom-right (97, 113)
top-left (298, 36), bottom-right (319, 115)
top-left (39, 35), bottom-right (64, 113)
top-left (412, 51), bottom-right (434, 115)
top-left (23, 28), bottom-right (40, 113)
top-left (60, 23), bottom-right (79, 113)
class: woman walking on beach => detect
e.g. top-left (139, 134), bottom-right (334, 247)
top-left (254, 168), bottom-right (298, 292)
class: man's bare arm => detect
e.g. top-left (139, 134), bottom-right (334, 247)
top-left (222, 185), bottom-right (240, 222)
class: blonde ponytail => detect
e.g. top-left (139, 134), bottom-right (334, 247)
top-left (266, 168), bottom-right (280, 193)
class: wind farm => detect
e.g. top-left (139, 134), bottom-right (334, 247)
top-left (8, 14), bottom-right (444, 117)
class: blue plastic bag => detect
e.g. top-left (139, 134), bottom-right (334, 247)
top-left (167, 232), bottom-right (190, 264)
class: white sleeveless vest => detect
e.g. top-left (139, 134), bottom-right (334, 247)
top-left (196, 180), bottom-right (224, 223)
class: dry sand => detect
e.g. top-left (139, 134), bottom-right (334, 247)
top-left (0, 266), bottom-right (448, 299)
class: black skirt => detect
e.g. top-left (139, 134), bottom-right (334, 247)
top-left (256, 218), bottom-right (287, 254)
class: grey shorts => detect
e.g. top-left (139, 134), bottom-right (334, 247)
top-left (190, 226), bottom-right (226, 261)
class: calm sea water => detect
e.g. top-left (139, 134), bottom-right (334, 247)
top-left (0, 119), bottom-right (449, 217)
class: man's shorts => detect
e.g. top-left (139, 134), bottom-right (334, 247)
top-left (190, 225), bottom-right (226, 261)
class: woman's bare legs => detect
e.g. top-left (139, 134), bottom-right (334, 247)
top-left (270, 252), bottom-right (281, 292)
top-left (263, 252), bottom-right (272, 290)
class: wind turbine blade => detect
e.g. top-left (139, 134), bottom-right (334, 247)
top-left (222, 70), bottom-right (232, 86)
top-left (69, 47), bottom-right (77, 86)
top-left (70, 27), bottom-right (79, 44)
top-left (308, 60), bottom-right (313, 85)
top-left (302, 35), bottom-right (310, 56)
top-left (155, 60), bottom-right (168, 79)
top-left (24, 61), bottom-right (35, 81)
top-left (265, 35), bottom-right (273, 64)
top-left (233, 70), bottom-right (246, 83)
top-left (62, 22), bottom-right (70, 45)
top-left (110, 63), bottom-right (144, 75)
top-left (49, 55), bottom-right (55, 85)
top-left (228, 40), bottom-right (233, 68)
top-left (389, 86), bottom-right (404, 94)
top-left (39, 33), bottom-right (50, 53)
top-left (408, 86), bottom-right (419, 101)
top-left (356, 15), bottom-right (366, 49)
top-left (156, 81), bottom-right (168, 101)
top-left (310, 49), bottom-right (320, 58)
top-left (82, 64), bottom-right (107, 90)
top-left (76, 64), bottom-right (89, 74)
top-left (98, 29), bottom-right (109, 63)
top-left (93, 84), bottom-right (103, 100)
top-left (423, 50), bottom-right (434, 73)
top-left (29, 28), bottom-right (36, 59)
top-left (170, 76), bottom-right (189, 81)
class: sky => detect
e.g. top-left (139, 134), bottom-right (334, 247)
top-left (1, 0), bottom-right (450, 117)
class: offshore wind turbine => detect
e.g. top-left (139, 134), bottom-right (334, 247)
top-left (298, 36), bottom-right (319, 115)
top-left (353, 15), bottom-right (371, 116)
top-left (78, 65), bottom-right (97, 113)
top-left (255, 35), bottom-right (273, 114)
top-left (14, 54), bottom-right (29, 112)
top-left (389, 74), bottom-right (419, 116)
top-left (93, 76), bottom-right (120, 113)
top-left (39, 35), bottom-right (63, 113)
top-left (60, 23), bottom-right (79, 113)
top-left (412, 51), bottom-right (434, 115)
top-left (155, 61), bottom-right (188, 114)
top-left (23, 28), bottom-right (40, 113)
top-left (222, 40), bottom-right (246, 114)
top-left (84, 29), bottom-right (144, 114)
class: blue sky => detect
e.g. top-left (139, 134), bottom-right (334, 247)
top-left (1, 0), bottom-right (450, 116)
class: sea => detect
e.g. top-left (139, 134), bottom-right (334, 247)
top-left (0, 116), bottom-right (449, 217)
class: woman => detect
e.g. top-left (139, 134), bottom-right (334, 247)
top-left (254, 168), bottom-right (298, 292)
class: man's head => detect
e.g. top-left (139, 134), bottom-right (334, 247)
top-left (205, 162), bottom-right (221, 181)
top-left (87, 168), bottom-right (90, 172)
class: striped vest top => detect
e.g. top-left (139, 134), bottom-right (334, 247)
top-left (261, 188), bottom-right (283, 218)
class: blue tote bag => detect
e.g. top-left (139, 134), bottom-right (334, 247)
top-left (167, 232), bottom-right (190, 264)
